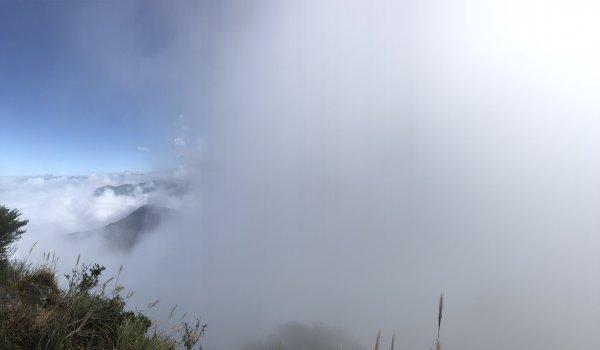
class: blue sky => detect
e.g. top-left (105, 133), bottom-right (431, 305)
top-left (0, 1), bottom-right (191, 176)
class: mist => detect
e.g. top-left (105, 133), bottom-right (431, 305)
top-left (191, 1), bottom-right (600, 349)
top-left (4, 0), bottom-right (600, 349)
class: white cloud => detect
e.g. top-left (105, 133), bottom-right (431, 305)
top-left (177, 114), bottom-right (188, 131)
top-left (0, 172), bottom-right (198, 328)
top-left (136, 146), bottom-right (151, 152)
top-left (0, 174), bottom-right (146, 234)
top-left (173, 137), bottom-right (185, 147)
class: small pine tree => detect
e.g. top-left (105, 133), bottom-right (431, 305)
top-left (0, 205), bottom-right (28, 262)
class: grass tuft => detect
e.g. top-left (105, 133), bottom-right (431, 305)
top-left (0, 257), bottom-right (205, 350)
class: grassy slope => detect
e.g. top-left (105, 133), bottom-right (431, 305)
top-left (0, 257), bottom-right (202, 350)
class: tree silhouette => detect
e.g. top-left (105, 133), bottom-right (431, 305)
top-left (0, 205), bottom-right (28, 262)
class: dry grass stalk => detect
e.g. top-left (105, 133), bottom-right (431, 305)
top-left (436, 293), bottom-right (443, 350)
top-left (390, 334), bottom-right (395, 350)
top-left (374, 330), bottom-right (381, 350)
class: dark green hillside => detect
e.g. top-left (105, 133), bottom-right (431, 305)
top-left (103, 205), bottom-right (175, 251)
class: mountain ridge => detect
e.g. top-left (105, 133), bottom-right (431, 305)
top-left (68, 204), bottom-right (175, 251)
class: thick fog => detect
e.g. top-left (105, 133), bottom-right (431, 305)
top-left (4, 1), bottom-right (600, 349)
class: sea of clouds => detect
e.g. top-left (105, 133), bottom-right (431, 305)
top-left (0, 172), bottom-right (201, 333)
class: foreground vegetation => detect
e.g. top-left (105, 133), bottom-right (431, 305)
top-left (0, 205), bottom-right (205, 350)
top-left (1, 204), bottom-right (444, 350)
